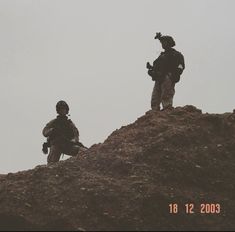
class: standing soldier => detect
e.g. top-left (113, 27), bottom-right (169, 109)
top-left (146, 32), bottom-right (185, 111)
top-left (42, 100), bottom-right (86, 164)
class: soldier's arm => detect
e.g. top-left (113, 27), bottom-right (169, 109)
top-left (70, 121), bottom-right (80, 143)
top-left (42, 119), bottom-right (56, 137)
top-left (177, 53), bottom-right (185, 75)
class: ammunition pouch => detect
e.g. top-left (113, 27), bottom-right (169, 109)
top-left (42, 142), bottom-right (50, 154)
top-left (148, 69), bottom-right (164, 82)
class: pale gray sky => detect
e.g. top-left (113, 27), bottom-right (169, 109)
top-left (0, 0), bottom-right (235, 174)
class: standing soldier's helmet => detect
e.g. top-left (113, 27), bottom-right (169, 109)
top-left (56, 100), bottom-right (69, 114)
top-left (155, 32), bottom-right (176, 47)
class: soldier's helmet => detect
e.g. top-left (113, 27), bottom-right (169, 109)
top-left (155, 32), bottom-right (176, 47)
top-left (56, 100), bottom-right (69, 114)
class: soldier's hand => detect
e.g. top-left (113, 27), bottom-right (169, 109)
top-left (148, 69), bottom-right (156, 81)
top-left (148, 69), bottom-right (154, 78)
top-left (176, 67), bottom-right (183, 75)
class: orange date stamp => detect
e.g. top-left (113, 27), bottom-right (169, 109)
top-left (169, 203), bottom-right (221, 214)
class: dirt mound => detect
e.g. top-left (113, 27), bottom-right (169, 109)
top-left (0, 105), bottom-right (235, 231)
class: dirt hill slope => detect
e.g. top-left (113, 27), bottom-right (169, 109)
top-left (0, 105), bottom-right (235, 231)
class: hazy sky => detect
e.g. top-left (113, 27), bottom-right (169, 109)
top-left (0, 0), bottom-right (235, 174)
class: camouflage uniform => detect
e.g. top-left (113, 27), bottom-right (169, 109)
top-left (149, 47), bottom-right (185, 110)
top-left (42, 115), bottom-right (80, 164)
top-left (151, 73), bottom-right (175, 110)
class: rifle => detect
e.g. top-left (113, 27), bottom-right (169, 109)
top-left (42, 137), bottom-right (87, 155)
top-left (146, 62), bottom-right (162, 81)
top-left (42, 122), bottom-right (87, 154)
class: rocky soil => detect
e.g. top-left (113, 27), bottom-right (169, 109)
top-left (0, 105), bottom-right (235, 231)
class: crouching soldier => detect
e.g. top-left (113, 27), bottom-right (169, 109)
top-left (42, 100), bottom-right (87, 164)
top-left (147, 32), bottom-right (185, 111)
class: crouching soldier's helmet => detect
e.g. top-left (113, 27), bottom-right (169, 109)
top-left (56, 100), bottom-right (69, 114)
top-left (155, 32), bottom-right (176, 47)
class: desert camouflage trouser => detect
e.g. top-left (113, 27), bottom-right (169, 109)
top-left (47, 144), bottom-right (80, 164)
top-left (151, 74), bottom-right (175, 110)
